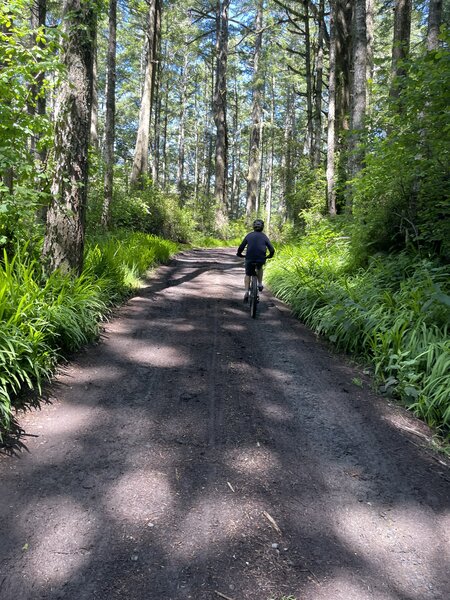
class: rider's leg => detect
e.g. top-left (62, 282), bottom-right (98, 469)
top-left (243, 275), bottom-right (250, 302)
top-left (257, 266), bottom-right (263, 286)
top-left (243, 261), bottom-right (252, 301)
top-left (256, 265), bottom-right (264, 291)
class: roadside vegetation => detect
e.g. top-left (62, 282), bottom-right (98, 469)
top-left (266, 220), bottom-right (450, 438)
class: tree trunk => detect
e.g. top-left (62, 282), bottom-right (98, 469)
top-left (366, 0), bottom-right (375, 99)
top-left (153, 36), bottom-right (166, 185)
top-left (177, 52), bottom-right (189, 195)
top-left (151, 0), bottom-right (162, 178)
top-left (335, 0), bottom-right (352, 135)
top-left (194, 114), bottom-right (200, 203)
top-left (42, 0), bottom-right (96, 275)
top-left (313, 0), bottom-right (325, 168)
top-left (334, 0), bottom-right (352, 204)
top-left (206, 59), bottom-right (215, 200)
top-left (130, 0), bottom-right (157, 188)
top-left (230, 73), bottom-right (240, 218)
top-left (90, 37), bottom-right (99, 149)
top-left (200, 64), bottom-right (211, 197)
top-left (283, 87), bottom-right (294, 219)
top-left (162, 88), bottom-right (168, 188)
top-left (427, 0), bottom-right (443, 51)
top-left (152, 63), bottom-right (162, 184)
top-left (265, 74), bottom-right (275, 230)
top-left (327, 0), bottom-right (337, 216)
top-left (348, 0), bottom-right (367, 187)
top-left (246, 0), bottom-right (264, 218)
top-left (102, 0), bottom-right (117, 228)
top-left (390, 0), bottom-right (412, 104)
top-left (213, 0), bottom-right (230, 229)
top-left (303, 0), bottom-right (314, 163)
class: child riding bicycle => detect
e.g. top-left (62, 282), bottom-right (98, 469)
top-left (236, 219), bottom-right (275, 303)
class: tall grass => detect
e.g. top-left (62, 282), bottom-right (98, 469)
top-left (266, 224), bottom-right (450, 436)
top-left (0, 232), bottom-right (177, 436)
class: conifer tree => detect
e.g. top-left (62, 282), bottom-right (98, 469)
top-left (42, 0), bottom-right (96, 274)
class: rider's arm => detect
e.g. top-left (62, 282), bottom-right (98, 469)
top-left (236, 236), bottom-right (248, 256)
top-left (266, 239), bottom-right (275, 259)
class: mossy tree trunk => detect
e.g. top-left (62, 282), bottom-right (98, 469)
top-left (42, 0), bottom-right (96, 275)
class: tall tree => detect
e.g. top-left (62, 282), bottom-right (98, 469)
top-left (177, 52), bottom-right (189, 194)
top-left (152, 34), bottom-right (167, 186)
top-left (230, 70), bottom-right (241, 218)
top-left (365, 0), bottom-right (375, 106)
top-left (213, 0), bottom-right (230, 228)
top-left (130, 0), bottom-right (158, 187)
top-left (283, 85), bottom-right (295, 218)
top-left (246, 0), bottom-right (264, 218)
top-left (102, 0), bottom-right (117, 228)
top-left (326, 0), bottom-right (337, 216)
top-left (312, 0), bottom-right (325, 168)
top-left (390, 0), bottom-right (412, 104)
top-left (348, 0), bottom-right (367, 187)
top-left (427, 0), bottom-right (443, 51)
top-left (303, 0), bottom-right (314, 162)
top-left (264, 73), bottom-right (276, 230)
top-left (90, 38), bottom-right (99, 149)
top-left (42, 0), bottom-right (96, 274)
top-left (335, 0), bottom-right (352, 135)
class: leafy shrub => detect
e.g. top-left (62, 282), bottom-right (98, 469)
top-left (87, 184), bottom-right (196, 243)
top-left (351, 35), bottom-right (450, 264)
top-left (0, 1), bottom-right (58, 255)
top-left (287, 159), bottom-right (327, 229)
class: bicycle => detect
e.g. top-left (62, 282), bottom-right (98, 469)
top-left (238, 254), bottom-right (270, 318)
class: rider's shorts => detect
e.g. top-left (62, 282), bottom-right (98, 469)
top-left (245, 260), bottom-right (264, 276)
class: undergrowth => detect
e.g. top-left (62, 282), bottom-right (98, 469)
top-left (0, 231), bottom-right (177, 436)
top-left (266, 221), bottom-right (450, 438)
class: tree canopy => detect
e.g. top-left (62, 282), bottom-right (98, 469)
top-left (0, 0), bottom-right (448, 265)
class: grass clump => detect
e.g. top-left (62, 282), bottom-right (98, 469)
top-left (266, 220), bottom-right (450, 436)
top-left (0, 232), bottom-right (177, 436)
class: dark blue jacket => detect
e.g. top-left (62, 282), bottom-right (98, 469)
top-left (237, 231), bottom-right (275, 262)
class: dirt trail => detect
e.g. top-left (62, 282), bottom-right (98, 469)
top-left (1, 248), bottom-right (449, 600)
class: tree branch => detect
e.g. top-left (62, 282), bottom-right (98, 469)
top-left (272, 0), bottom-right (306, 20)
top-left (187, 29), bottom-right (215, 45)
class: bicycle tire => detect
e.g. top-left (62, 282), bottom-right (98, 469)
top-left (250, 275), bottom-right (258, 318)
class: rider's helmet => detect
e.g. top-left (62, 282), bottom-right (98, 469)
top-left (253, 219), bottom-right (264, 232)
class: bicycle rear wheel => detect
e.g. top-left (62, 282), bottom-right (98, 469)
top-left (249, 276), bottom-right (258, 318)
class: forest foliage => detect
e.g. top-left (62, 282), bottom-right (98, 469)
top-left (0, 0), bottom-right (449, 439)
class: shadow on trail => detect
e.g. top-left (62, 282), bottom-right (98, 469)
top-left (141, 249), bottom-right (240, 294)
top-left (0, 419), bottom-right (31, 457)
top-left (0, 390), bottom-right (54, 457)
top-left (0, 250), bottom-right (238, 455)
top-left (0, 248), bottom-right (448, 600)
